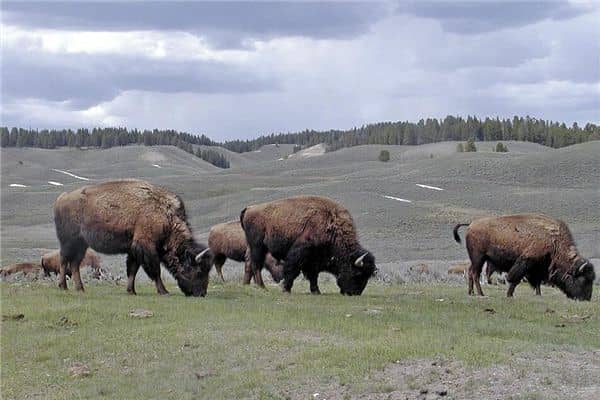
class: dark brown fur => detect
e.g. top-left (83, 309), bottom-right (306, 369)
top-left (241, 196), bottom-right (376, 295)
top-left (41, 249), bottom-right (101, 278)
top-left (53, 179), bottom-right (213, 296)
top-left (208, 221), bottom-right (283, 284)
top-left (453, 214), bottom-right (595, 300)
top-left (0, 263), bottom-right (42, 277)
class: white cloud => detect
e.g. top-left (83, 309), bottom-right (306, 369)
top-left (1, 25), bottom-right (252, 63)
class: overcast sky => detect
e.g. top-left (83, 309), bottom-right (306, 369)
top-left (1, 1), bottom-right (599, 141)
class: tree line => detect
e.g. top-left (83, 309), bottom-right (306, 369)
top-left (0, 127), bottom-right (230, 168)
top-left (2, 116), bottom-right (599, 165)
top-left (223, 115), bottom-right (599, 152)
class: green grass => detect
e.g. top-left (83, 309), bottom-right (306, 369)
top-left (2, 281), bottom-right (599, 399)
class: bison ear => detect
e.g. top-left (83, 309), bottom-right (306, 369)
top-left (195, 248), bottom-right (212, 262)
top-left (354, 252), bottom-right (368, 267)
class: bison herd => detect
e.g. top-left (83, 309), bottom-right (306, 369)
top-left (2, 179), bottom-right (596, 301)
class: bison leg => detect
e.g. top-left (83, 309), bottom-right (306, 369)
top-left (486, 262), bottom-right (495, 285)
top-left (60, 244), bottom-right (87, 291)
top-left (58, 260), bottom-right (68, 290)
top-left (126, 254), bottom-right (140, 295)
top-left (535, 285), bottom-right (542, 296)
top-left (133, 242), bottom-right (169, 295)
top-left (254, 270), bottom-right (266, 288)
top-left (281, 245), bottom-right (308, 293)
top-left (71, 262), bottom-right (85, 292)
top-left (467, 255), bottom-right (486, 296)
top-left (213, 254), bottom-right (227, 282)
top-left (248, 245), bottom-right (268, 288)
top-left (306, 272), bottom-right (321, 295)
top-left (143, 263), bottom-right (169, 295)
top-left (243, 259), bottom-right (253, 285)
top-left (506, 257), bottom-right (531, 297)
top-left (282, 267), bottom-right (301, 293)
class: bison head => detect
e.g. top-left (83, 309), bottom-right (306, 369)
top-left (551, 259), bottom-right (595, 301)
top-left (337, 250), bottom-right (377, 296)
top-left (265, 255), bottom-right (284, 283)
top-left (174, 246), bottom-right (213, 297)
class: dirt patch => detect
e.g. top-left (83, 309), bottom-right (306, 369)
top-left (284, 349), bottom-right (600, 400)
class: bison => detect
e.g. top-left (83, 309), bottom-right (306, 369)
top-left (53, 179), bottom-right (213, 296)
top-left (208, 221), bottom-right (283, 284)
top-left (241, 196), bottom-right (376, 295)
top-left (41, 249), bottom-right (102, 278)
top-left (453, 214), bottom-right (595, 300)
top-left (0, 263), bottom-right (42, 277)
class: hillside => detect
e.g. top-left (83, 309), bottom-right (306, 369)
top-left (2, 141), bottom-right (598, 274)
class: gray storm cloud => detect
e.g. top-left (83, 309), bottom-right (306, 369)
top-left (1, 1), bottom-right (598, 140)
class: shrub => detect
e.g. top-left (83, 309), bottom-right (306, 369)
top-left (465, 138), bottom-right (477, 152)
top-left (378, 149), bottom-right (390, 162)
top-left (495, 142), bottom-right (509, 152)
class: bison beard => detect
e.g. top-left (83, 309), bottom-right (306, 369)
top-left (53, 180), bottom-right (213, 296)
top-left (453, 214), bottom-right (595, 301)
top-left (240, 196), bottom-right (377, 295)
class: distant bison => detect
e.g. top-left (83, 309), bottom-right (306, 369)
top-left (454, 214), bottom-right (595, 300)
top-left (0, 263), bottom-right (42, 277)
top-left (447, 263), bottom-right (468, 275)
top-left (41, 249), bottom-right (102, 278)
top-left (53, 180), bottom-right (213, 296)
top-left (241, 196), bottom-right (376, 295)
top-left (208, 221), bottom-right (283, 284)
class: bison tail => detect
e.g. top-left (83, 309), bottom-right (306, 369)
top-left (453, 223), bottom-right (470, 243)
top-left (240, 207), bottom-right (248, 229)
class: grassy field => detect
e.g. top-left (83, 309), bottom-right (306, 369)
top-left (2, 280), bottom-right (599, 399)
top-left (2, 142), bottom-right (599, 398)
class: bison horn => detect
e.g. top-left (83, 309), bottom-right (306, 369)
top-left (578, 261), bottom-right (589, 273)
top-left (355, 252), bottom-right (368, 267)
top-left (195, 248), bottom-right (211, 262)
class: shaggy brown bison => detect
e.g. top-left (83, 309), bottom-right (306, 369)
top-left (53, 180), bottom-right (213, 296)
top-left (0, 263), bottom-right (42, 277)
top-left (453, 214), bottom-right (595, 300)
top-left (41, 249), bottom-right (101, 278)
top-left (241, 196), bottom-right (376, 295)
top-left (208, 221), bottom-right (283, 284)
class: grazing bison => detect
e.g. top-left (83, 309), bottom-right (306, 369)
top-left (241, 196), bottom-right (376, 295)
top-left (53, 180), bottom-right (213, 296)
top-left (208, 221), bottom-right (283, 284)
top-left (0, 263), bottom-right (42, 277)
top-left (41, 249), bottom-right (102, 278)
top-left (453, 214), bottom-right (595, 300)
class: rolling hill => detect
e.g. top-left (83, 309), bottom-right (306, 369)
top-left (1, 141), bottom-right (598, 281)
